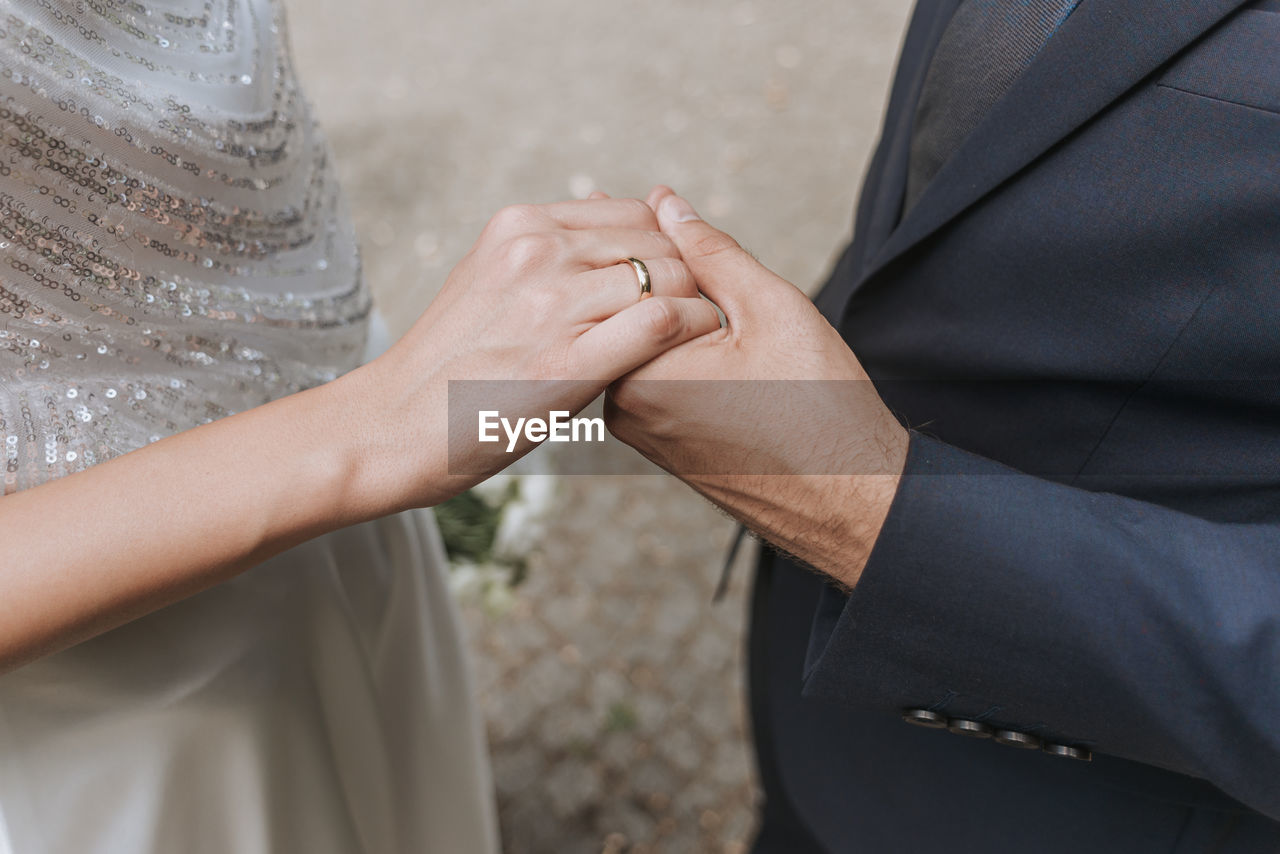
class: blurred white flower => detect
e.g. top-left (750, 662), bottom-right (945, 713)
top-left (449, 560), bottom-right (516, 615)
top-left (448, 560), bottom-right (487, 600)
top-left (482, 582), bottom-right (516, 616)
top-left (471, 472), bottom-right (515, 508)
top-left (517, 474), bottom-right (558, 517)
top-left (443, 473), bottom-right (560, 614)
top-left (493, 498), bottom-right (543, 560)
top-left (493, 476), bottom-right (558, 561)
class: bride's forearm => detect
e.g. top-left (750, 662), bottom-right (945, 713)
top-left (0, 366), bottom-right (419, 673)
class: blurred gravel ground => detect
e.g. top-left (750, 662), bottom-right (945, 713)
top-left (289, 3), bottom-right (910, 851)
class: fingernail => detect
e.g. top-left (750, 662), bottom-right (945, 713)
top-left (660, 194), bottom-right (701, 223)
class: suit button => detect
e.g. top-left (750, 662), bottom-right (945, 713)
top-left (1043, 742), bottom-right (1092, 761)
top-left (946, 718), bottom-right (992, 738)
top-left (993, 729), bottom-right (1041, 749)
top-left (901, 708), bottom-right (947, 728)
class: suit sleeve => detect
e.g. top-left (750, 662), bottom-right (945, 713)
top-left (801, 431), bottom-right (1280, 820)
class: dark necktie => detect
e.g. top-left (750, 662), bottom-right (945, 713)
top-left (904, 0), bottom-right (1083, 212)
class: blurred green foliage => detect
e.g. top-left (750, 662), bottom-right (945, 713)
top-left (434, 490), bottom-right (503, 565)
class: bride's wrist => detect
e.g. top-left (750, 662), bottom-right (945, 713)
top-left (323, 346), bottom-right (460, 518)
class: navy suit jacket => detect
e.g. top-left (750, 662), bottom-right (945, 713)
top-left (751, 1), bottom-right (1280, 851)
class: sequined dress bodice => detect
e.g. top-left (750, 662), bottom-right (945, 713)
top-left (0, 0), bottom-right (369, 492)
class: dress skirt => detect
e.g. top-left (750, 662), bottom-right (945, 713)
top-left (0, 506), bottom-right (500, 854)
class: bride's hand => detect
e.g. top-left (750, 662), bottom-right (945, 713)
top-left (1, 195), bottom-right (715, 668)
top-left (340, 198), bottom-right (721, 512)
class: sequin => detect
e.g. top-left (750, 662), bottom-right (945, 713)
top-left (0, 0), bottom-right (370, 493)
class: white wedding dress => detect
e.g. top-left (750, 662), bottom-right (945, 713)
top-left (0, 1), bottom-right (499, 851)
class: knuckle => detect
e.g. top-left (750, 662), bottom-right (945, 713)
top-left (602, 392), bottom-right (628, 430)
top-left (489, 203), bottom-right (539, 235)
top-left (652, 258), bottom-right (695, 295)
top-left (669, 258), bottom-right (696, 286)
top-left (650, 231), bottom-right (679, 257)
top-left (604, 407), bottom-right (639, 447)
top-left (605, 384), bottom-right (644, 428)
top-left (639, 297), bottom-right (684, 343)
top-left (648, 256), bottom-right (677, 281)
top-left (606, 385), bottom-right (668, 455)
top-left (620, 197), bottom-right (657, 228)
top-left (500, 231), bottom-right (557, 272)
top-left (691, 229), bottom-right (740, 260)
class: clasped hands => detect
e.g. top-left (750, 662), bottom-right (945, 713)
top-left (357, 186), bottom-right (908, 588)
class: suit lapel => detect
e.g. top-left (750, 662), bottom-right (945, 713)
top-left (815, 0), bottom-right (963, 321)
top-left (853, 0), bottom-right (965, 274)
top-left (840, 0), bottom-right (1251, 310)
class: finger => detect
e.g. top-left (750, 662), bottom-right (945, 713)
top-left (654, 193), bottom-right (783, 320)
top-left (573, 296), bottom-right (721, 378)
top-left (561, 227), bottom-right (680, 270)
top-left (538, 197), bottom-right (658, 231)
top-left (575, 257), bottom-right (698, 320)
top-left (646, 185), bottom-right (676, 211)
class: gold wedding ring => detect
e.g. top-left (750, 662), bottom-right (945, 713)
top-left (625, 257), bottom-right (652, 300)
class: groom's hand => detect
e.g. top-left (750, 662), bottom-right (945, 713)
top-left (360, 196), bottom-right (724, 512)
top-left (605, 188), bottom-right (909, 588)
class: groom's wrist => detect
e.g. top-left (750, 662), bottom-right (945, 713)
top-left (699, 425), bottom-right (907, 589)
